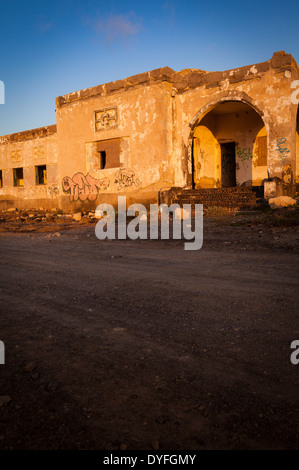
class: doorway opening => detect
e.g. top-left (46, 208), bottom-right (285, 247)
top-left (221, 142), bottom-right (236, 187)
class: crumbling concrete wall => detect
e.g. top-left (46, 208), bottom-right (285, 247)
top-left (0, 126), bottom-right (58, 210)
top-left (55, 69), bottom-right (174, 211)
top-left (173, 51), bottom-right (299, 195)
top-left (0, 51), bottom-right (298, 211)
top-left (193, 125), bottom-right (221, 188)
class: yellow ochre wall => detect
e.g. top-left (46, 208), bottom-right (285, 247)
top-left (0, 51), bottom-right (298, 210)
top-left (0, 126), bottom-right (58, 210)
top-left (56, 78), bottom-right (174, 211)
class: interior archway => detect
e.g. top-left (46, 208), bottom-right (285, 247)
top-left (191, 100), bottom-right (267, 189)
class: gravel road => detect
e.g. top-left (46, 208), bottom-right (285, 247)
top-left (0, 218), bottom-right (299, 449)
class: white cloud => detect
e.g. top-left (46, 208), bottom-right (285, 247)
top-left (96, 13), bottom-right (142, 43)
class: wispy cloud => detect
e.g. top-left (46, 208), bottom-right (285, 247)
top-left (96, 13), bottom-right (142, 43)
top-left (162, 1), bottom-right (176, 26)
top-left (36, 15), bottom-right (54, 34)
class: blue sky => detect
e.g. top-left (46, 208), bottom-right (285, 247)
top-left (0, 0), bottom-right (299, 135)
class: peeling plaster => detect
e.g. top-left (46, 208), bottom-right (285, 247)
top-left (1, 51), bottom-right (298, 209)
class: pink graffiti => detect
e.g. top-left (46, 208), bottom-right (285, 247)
top-left (62, 172), bottom-right (109, 202)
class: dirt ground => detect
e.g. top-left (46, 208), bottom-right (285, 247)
top-left (0, 207), bottom-right (299, 450)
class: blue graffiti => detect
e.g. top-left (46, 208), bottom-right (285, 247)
top-left (276, 138), bottom-right (290, 165)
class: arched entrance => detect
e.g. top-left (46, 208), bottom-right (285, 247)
top-left (191, 100), bottom-right (267, 189)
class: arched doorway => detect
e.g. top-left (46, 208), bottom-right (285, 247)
top-left (191, 100), bottom-right (267, 189)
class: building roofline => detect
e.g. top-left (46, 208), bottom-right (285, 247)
top-left (56, 51), bottom-right (298, 108)
top-left (0, 124), bottom-right (57, 143)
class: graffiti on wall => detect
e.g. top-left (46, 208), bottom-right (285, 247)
top-left (276, 138), bottom-right (290, 165)
top-left (282, 164), bottom-right (293, 184)
top-left (236, 147), bottom-right (255, 164)
top-left (62, 172), bottom-right (109, 202)
top-left (275, 138), bottom-right (294, 184)
top-left (48, 184), bottom-right (59, 198)
top-left (114, 169), bottom-right (140, 190)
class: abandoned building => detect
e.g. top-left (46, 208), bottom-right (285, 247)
top-left (0, 50), bottom-right (298, 211)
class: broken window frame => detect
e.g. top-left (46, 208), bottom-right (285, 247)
top-left (35, 164), bottom-right (47, 185)
top-left (99, 151), bottom-right (106, 169)
top-left (13, 167), bottom-right (24, 187)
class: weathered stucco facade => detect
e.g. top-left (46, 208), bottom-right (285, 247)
top-left (0, 50), bottom-right (298, 211)
top-left (0, 125), bottom-right (59, 210)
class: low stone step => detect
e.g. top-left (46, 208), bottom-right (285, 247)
top-left (180, 187), bottom-right (253, 195)
top-left (177, 195), bottom-right (255, 201)
top-left (174, 201), bottom-right (256, 207)
top-left (173, 187), bottom-right (257, 208)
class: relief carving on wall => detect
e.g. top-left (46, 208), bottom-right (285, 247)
top-left (95, 107), bottom-right (117, 131)
top-left (33, 146), bottom-right (45, 160)
top-left (11, 150), bottom-right (22, 163)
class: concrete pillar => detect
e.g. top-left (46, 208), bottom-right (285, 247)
top-left (23, 166), bottom-right (35, 186)
top-left (3, 168), bottom-right (12, 187)
top-left (266, 106), bottom-right (296, 197)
